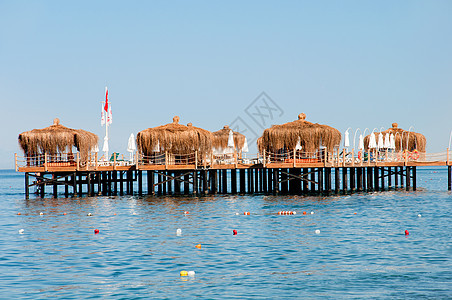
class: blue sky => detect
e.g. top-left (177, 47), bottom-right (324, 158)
top-left (1, 1), bottom-right (451, 168)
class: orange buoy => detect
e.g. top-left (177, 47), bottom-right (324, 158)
top-left (303, 211), bottom-right (307, 215)
top-left (244, 212), bottom-right (250, 215)
top-left (17, 212), bottom-right (21, 215)
top-left (184, 211), bottom-right (189, 215)
top-left (233, 230), bottom-right (237, 235)
top-left (94, 229), bottom-right (100, 234)
top-left (195, 244), bottom-right (201, 249)
top-left (63, 212), bottom-right (67, 215)
top-left (405, 230), bottom-right (409, 236)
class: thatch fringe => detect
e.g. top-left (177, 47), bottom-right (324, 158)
top-left (364, 123), bottom-right (426, 151)
top-left (258, 113), bottom-right (342, 153)
top-left (136, 116), bottom-right (213, 158)
top-left (18, 118), bottom-right (98, 163)
top-left (212, 125), bottom-right (245, 151)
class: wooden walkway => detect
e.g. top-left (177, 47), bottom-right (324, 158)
top-left (15, 152), bottom-right (452, 198)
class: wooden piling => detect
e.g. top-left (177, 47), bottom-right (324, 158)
top-left (231, 169), bottom-right (237, 194)
top-left (25, 173), bottom-right (29, 199)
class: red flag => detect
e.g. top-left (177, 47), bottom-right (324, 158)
top-left (104, 87), bottom-right (109, 112)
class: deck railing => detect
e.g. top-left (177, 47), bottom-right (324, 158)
top-left (14, 148), bottom-right (451, 171)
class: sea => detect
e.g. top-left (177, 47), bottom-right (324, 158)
top-left (0, 168), bottom-right (450, 299)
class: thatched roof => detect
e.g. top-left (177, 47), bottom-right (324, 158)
top-left (136, 116), bottom-right (213, 156)
top-left (18, 118), bottom-right (98, 162)
top-left (212, 125), bottom-right (246, 151)
top-left (258, 113), bottom-right (342, 153)
top-left (364, 123), bottom-right (426, 151)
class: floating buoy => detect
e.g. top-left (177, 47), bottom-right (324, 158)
top-left (195, 244), bottom-right (201, 249)
top-left (87, 213), bottom-right (92, 216)
top-left (184, 211), bottom-right (189, 215)
top-left (176, 228), bottom-right (182, 236)
top-left (303, 211), bottom-right (307, 215)
top-left (311, 211), bottom-right (314, 215)
top-left (315, 229), bottom-right (320, 234)
top-left (235, 212), bottom-right (239, 215)
top-left (19, 229), bottom-right (24, 234)
top-left (244, 212), bottom-right (250, 215)
top-left (180, 270), bottom-right (188, 276)
top-left (233, 230), bottom-right (237, 235)
top-left (354, 212), bottom-right (357, 215)
top-left (94, 229), bottom-right (100, 234)
top-left (17, 212), bottom-right (21, 215)
top-left (39, 212), bottom-right (44, 216)
top-left (278, 211), bottom-right (295, 215)
top-left (417, 214), bottom-right (421, 217)
top-left (63, 212), bottom-right (67, 215)
top-left (188, 271), bottom-right (195, 277)
top-left (113, 213), bottom-right (117, 215)
top-left (405, 230), bottom-right (409, 235)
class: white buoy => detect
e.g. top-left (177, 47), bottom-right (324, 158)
top-left (176, 228), bottom-right (182, 236)
top-left (19, 229), bottom-right (24, 234)
top-left (188, 271), bottom-right (195, 276)
top-left (87, 213), bottom-right (92, 216)
top-left (315, 229), bottom-right (320, 234)
top-left (39, 212), bottom-right (44, 215)
top-left (293, 211), bottom-right (297, 215)
top-left (311, 211), bottom-right (314, 215)
top-left (235, 212), bottom-right (239, 215)
top-left (418, 214), bottom-right (422, 217)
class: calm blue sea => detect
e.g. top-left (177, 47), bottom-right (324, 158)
top-left (0, 168), bottom-right (450, 299)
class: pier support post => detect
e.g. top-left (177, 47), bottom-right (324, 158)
top-left (262, 168), bottom-right (267, 193)
top-left (113, 171), bottom-right (118, 195)
top-left (147, 171), bottom-right (154, 195)
top-left (380, 167), bottom-right (384, 191)
top-left (87, 173), bottom-right (91, 196)
top-left (334, 168), bottom-right (340, 194)
top-left (406, 167), bottom-right (411, 191)
top-left (388, 167), bottom-right (392, 189)
top-left (25, 173), bottom-right (29, 199)
top-left (138, 171), bottom-right (143, 195)
top-left (281, 169), bottom-right (288, 194)
top-left (367, 167), bottom-right (373, 191)
top-left (413, 167), bottom-right (416, 191)
top-left (231, 169), bottom-right (237, 194)
top-left (374, 167), bottom-right (379, 192)
top-left (394, 167), bottom-right (398, 188)
top-left (65, 175), bottom-right (69, 197)
top-left (350, 168), bottom-right (355, 193)
top-left (273, 168), bottom-right (279, 194)
top-left (448, 166), bottom-right (451, 191)
top-left (342, 167), bottom-right (348, 194)
top-left (222, 169), bottom-right (228, 194)
top-left (52, 173), bottom-right (58, 198)
top-left (240, 169), bottom-right (245, 193)
top-left (310, 168), bottom-right (315, 193)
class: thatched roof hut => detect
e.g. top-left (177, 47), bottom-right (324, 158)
top-left (136, 116), bottom-right (213, 157)
top-left (212, 125), bottom-right (246, 152)
top-left (364, 123), bottom-right (426, 152)
top-left (18, 118), bottom-right (98, 163)
top-left (258, 113), bottom-right (342, 153)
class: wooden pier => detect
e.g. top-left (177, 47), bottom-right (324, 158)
top-left (15, 150), bottom-right (452, 199)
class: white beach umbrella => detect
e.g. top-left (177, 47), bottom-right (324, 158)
top-left (368, 132), bottom-right (377, 149)
top-left (358, 134), bottom-right (364, 150)
top-left (102, 136), bottom-right (109, 153)
top-left (91, 144), bottom-right (99, 153)
top-left (227, 130), bottom-right (234, 148)
top-left (377, 133), bottom-right (384, 149)
top-left (384, 133), bottom-right (390, 149)
top-left (153, 140), bottom-right (160, 152)
top-left (241, 137), bottom-right (249, 153)
top-left (390, 133), bottom-right (396, 149)
top-left (295, 137), bottom-right (302, 150)
top-left (127, 133), bottom-right (136, 160)
top-left (344, 130), bottom-right (350, 148)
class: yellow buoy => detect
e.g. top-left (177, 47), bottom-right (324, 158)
top-left (180, 270), bottom-right (188, 276)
